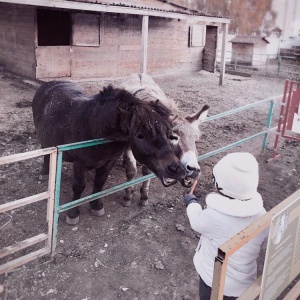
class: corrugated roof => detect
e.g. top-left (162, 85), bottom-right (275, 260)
top-left (67, 0), bottom-right (225, 18)
top-left (229, 35), bottom-right (269, 44)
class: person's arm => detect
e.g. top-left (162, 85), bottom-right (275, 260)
top-left (184, 194), bottom-right (215, 236)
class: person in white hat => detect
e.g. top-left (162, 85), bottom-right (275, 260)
top-left (184, 152), bottom-right (268, 299)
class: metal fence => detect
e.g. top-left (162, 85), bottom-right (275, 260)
top-left (216, 50), bottom-right (300, 80)
top-left (51, 96), bottom-right (279, 253)
top-left (0, 95), bottom-right (281, 274)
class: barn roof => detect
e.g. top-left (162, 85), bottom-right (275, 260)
top-left (68, 0), bottom-right (223, 18)
top-left (0, 0), bottom-right (230, 22)
top-left (68, 0), bottom-right (194, 12)
top-left (229, 35), bottom-right (269, 44)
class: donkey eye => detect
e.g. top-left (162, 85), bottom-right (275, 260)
top-left (137, 134), bottom-right (144, 139)
top-left (169, 135), bottom-right (178, 141)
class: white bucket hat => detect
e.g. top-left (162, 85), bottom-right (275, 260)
top-left (212, 152), bottom-right (259, 200)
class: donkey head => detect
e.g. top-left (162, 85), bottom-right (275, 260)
top-left (169, 105), bottom-right (209, 187)
top-left (118, 98), bottom-right (187, 186)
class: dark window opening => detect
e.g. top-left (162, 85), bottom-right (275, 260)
top-left (37, 9), bottom-right (71, 46)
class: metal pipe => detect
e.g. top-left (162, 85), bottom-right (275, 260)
top-left (262, 100), bottom-right (275, 151)
top-left (197, 130), bottom-right (268, 162)
top-left (58, 173), bottom-right (155, 213)
top-left (57, 138), bottom-right (112, 151)
top-left (205, 96), bottom-right (281, 122)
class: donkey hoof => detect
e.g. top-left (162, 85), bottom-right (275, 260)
top-left (39, 174), bottom-right (49, 181)
top-left (122, 199), bottom-right (132, 207)
top-left (66, 215), bottom-right (80, 225)
top-left (91, 208), bottom-right (105, 217)
top-left (140, 199), bottom-right (149, 206)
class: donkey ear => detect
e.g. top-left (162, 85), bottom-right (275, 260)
top-left (186, 104), bottom-right (209, 130)
top-left (169, 114), bottom-right (179, 124)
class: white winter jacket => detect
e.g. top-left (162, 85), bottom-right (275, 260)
top-left (186, 192), bottom-right (268, 297)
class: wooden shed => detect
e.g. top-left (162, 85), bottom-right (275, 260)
top-left (229, 35), bottom-right (269, 66)
top-left (0, 0), bottom-right (230, 84)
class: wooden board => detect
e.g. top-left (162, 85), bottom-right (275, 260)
top-left (72, 13), bottom-right (100, 46)
top-left (36, 46), bottom-right (71, 78)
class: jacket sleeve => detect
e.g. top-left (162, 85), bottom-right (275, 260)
top-left (186, 203), bottom-right (215, 236)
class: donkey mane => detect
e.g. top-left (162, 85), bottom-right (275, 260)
top-left (92, 85), bottom-right (172, 137)
top-left (120, 73), bottom-right (178, 112)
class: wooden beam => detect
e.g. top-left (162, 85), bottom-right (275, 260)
top-left (220, 189), bottom-right (300, 256)
top-left (0, 0), bottom-right (230, 23)
top-left (0, 234), bottom-right (48, 259)
top-left (0, 192), bottom-right (49, 213)
top-left (283, 279), bottom-right (300, 300)
top-left (219, 23), bottom-right (228, 86)
top-left (211, 251), bottom-right (228, 300)
top-left (0, 147), bottom-right (56, 165)
top-left (46, 150), bottom-right (57, 251)
top-left (0, 248), bottom-right (49, 275)
top-left (140, 15), bottom-right (149, 74)
top-left (238, 276), bottom-right (262, 299)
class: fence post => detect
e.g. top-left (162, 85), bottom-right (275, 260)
top-left (262, 99), bottom-right (274, 152)
top-left (234, 53), bottom-right (237, 72)
top-left (211, 249), bottom-right (228, 299)
top-left (277, 55), bottom-right (281, 76)
top-left (266, 55), bottom-right (269, 76)
top-left (52, 150), bottom-right (63, 255)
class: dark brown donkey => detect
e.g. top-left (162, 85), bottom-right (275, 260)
top-left (32, 81), bottom-right (186, 224)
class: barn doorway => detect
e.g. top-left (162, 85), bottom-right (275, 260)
top-left (202, 26), bottom-right (218, 73)
top-left (36, 9), bottom-right (72, 78)
top-left (37, 9), bottom-right (71, 46)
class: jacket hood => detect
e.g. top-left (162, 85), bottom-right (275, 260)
top-left (206, 192), bottom-right (263, 217)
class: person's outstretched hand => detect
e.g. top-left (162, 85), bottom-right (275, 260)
top-left (183, 194), bottom-right (199, 207)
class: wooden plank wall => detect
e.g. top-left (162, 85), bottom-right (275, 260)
top-left (71, 14), bottom-right (142, 77)
top-left (0, 4), bottom-right (36, 78)
top-left (147, 18), bottom-right (204, 74)
top-left (232, 44), bottom-right (253, 65)
top-left (70, 13), bottom-right (205, 78)
top-left (36, 47), bottom-right (71, 78)
top-left (0, 6), bottom-right (211, 79)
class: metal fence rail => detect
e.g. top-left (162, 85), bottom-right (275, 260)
top-left (216, 50), bottom-right (300, 80)
top-left (51, 96), bottom-right (280, 253)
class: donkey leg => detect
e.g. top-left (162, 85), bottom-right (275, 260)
top-left (90, 165), bottom-right (113, 217)
top-left (122, 148), bottom-right (137, 207)
top-left (39, 154), bottom-right (50, 181)
top-left (66, 162), bottom-right (86, 225)
top-left (140, 165), bottom-right (151, 206)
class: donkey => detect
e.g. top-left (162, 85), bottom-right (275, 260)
top-left (120, 73), bottom-right (209, 206)
top-left (32, 81), bottom-right (187, 224)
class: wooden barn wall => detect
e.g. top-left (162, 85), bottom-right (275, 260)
top-left (0, 4), bottom-right (36, 78)
top-left (232, 43), bottom-right (253, 65)
top-left (69, 13), bottom-right (205, 78)
top-left (71, 14), bottom-right (142, 78)
top-left (253, 43), bottom-right (268, 64)
top-left (147, 18), bottom-right (204, 74)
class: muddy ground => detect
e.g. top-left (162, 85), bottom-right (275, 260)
top-left (0, 70), bottom-right (299, 300)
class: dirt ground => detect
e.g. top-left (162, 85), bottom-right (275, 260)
top-left (0, 70), bottom-right (299, 300)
